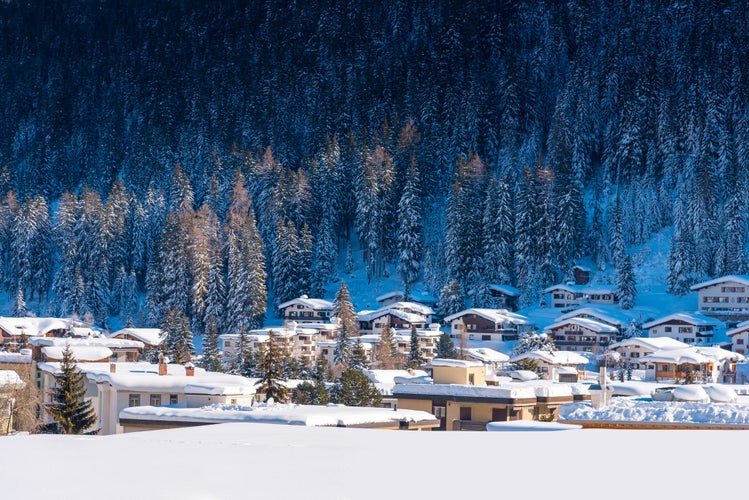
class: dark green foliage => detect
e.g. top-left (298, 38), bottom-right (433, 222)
top-left (200, 315), bottom-right (223, 373)
top-left (407, 326), bottom-right (426, 368)
top-left (292, 380), bottom-right (330, 405)
top-left (350, 338), bottom-right (370, 370)
top-left (44, 345), bottom-right (98, 435)
top-left (436, 332), bottom-right (458, 359)
top-left (330, 367), bottom-right (382, 407)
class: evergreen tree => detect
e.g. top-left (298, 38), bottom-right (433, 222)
top-left (12, 286), bottom-right (26, 317)
top-left (311, 354), bottom-right (333, 383)
top-left (350, 338), bottom-right (370, 370)
top-left (407, 326), bottom-right (426, 368)
top-left (616, 253), bottom-right (637, 310)
top-left (511, 332), bottom-right (555, 356)
top-left (374, 325), bottom-right (399, 369)
top-left (200, 315), bottom-right (223, 372)
top-left (256, 331), bottom-right (289, 403)
top-left (332, 280), bottom-right (358, 366)
top-left (436, 332), bottom-right (458, 359)
top-left (330, 367), bottom-right (382, 407)
top-left (437, 279), bottom-right (465, 317)
top-left (396, 156), bottom-right (422, 299)
top-left (44, 345), bottom-right (98, 434)
top-left (292, 380), bottom-right (329, 405)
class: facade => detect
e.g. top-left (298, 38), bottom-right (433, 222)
top-left (690, 275), bottom-right (749, 318)
top-left (727, 320), bottom-right (749, 355)
top-left (607, 337), bottom-right (689, 371)
top-left (544, 284), bottom-right (617, 309)
top-left (642, 312), bottom-right (724, 345)
top-left (545, 317), bottom-right (619, 354)
top-left (277, 296), bottom-right (334, 324)
top-left (556, 307), bottom-right (635, 336)
top-left (357, 302), bottom-right (434, 334)
top-left (487, 285), bottom-right (520, 311)
top-left (443, 308), bottom-right (533, 342)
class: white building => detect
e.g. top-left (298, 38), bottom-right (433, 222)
top-left (727, 320), bottom-right (749, 355)
top-left (544, 284), bottom-right (617, 309)
top-left (642, 312), bottom-right (724, 345)
top-left (277, 296), bottom-right (334, 324)
top-left (690, 275), bottom-right (749, 316)
top-left (109, 327), bottom-right (165, 349)
top-left (357, 302), bottom-right (435, 334)
top-left (544, 317), bottom-right (620, 353)
top-left (607, 337), bottom-right (689, 371)
top-left (443, 308), bottom-right (533, 342)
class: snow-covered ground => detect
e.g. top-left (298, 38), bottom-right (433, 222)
top-left (1, 421), bottom-right (748, 500)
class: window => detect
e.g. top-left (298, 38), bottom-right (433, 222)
top-left (150, 394), bottom-right (161, 406)
top-left (468, 374), bottom-right (475, 385)
top-left (459, 407), bottom-right (472, 420)
top-left (482, 335), bottom-right (491, 341)
top-left (433, 406), bottom-right (446, 419)
top-left (224, 340), bottom-right (232, 348)
top-left (128, 394), bottom-right (141, 407)
top-left (664, 327), bottom-right (672, 332)
top-left (678, 327), bottom-right (693, 333)
top-left (169, 394), bottom-right (178, 405)
top-left (738, 339), bottom-right (745, 345)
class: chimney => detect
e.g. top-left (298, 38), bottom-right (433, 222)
top-left (185, 362), bottom-right (195, 377)
top-left (109, 363), bottom-right (116, 373)
top-left (158, 353), bottom-right (167, 376)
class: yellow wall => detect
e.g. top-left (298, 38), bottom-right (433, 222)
top-left (445, 401), bottom-right (533, 430)
top-left (432, 365), bottom-right (486, 385)
top-left (396, 398), bottom-right (433, 414)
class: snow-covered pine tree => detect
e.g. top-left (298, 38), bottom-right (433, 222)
top-left (350, 338), bottom-right (370, 370)
top-left (203, 244), bottom-right (226, 331)
top-left (397, 156), bottom-right (422, 299)
top-left (12, 286), bottom-right (26, 317)
top-left (511, 331), bottom-right (555, 356)
top-left (44, 344), bottom-right (98, 434)
top-left (608, 193), bottom-right (625, 269)
top-left (616, 253), bottom-right (637, 310)
top-left (332, 280), bottom-right (357, 367)
top-left (256, 331), bottom-right (289, 403)
top-left (437, 278), bottom-right (465, 317)
top-left (272, 217), bottom-right (300, 312)
top-left (200, 315), bottom-right (223, 373)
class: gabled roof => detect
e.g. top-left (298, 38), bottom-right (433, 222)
top-left (727, 320), bottom-right (749, 337)
top-left (642, 312), bottom-right (723, 329)
top-left (42, 345), bottom-right (113, 361)
top-left (384, 301), bottom-right (435, 316)
top-left (543, 284), bottom-right (616, 294)
top-left (508, 350), bottom-right (589, 366)
top-left (431, 358), bottom-right (484, 368)
top-left (558, 307), bottom-right (634, 328)
top-left (690, 275), bottom-right (749, 291)
top-left (375, 291), bottom-right (405, 302)
top-left (277, 296), bottom-right (334, 311)
top-left (608, 337), bottom-right (688, 351)
top-left (465, 347), bottom-right (510, 363)
top-left (110, 328), bottom-right (165, 346)
top-left (0, 317), bottom-right (69, 337)
top-left (545, 317), bottom-right (619, 334)
top-left (31, 336), bottom-right (144, 350)
top-left (443, 308), bottom-right (531, 326)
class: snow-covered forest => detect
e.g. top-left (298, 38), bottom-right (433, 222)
top-left (0, 1), bottom-right (748, 333)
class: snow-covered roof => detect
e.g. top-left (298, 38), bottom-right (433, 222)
top-left (690, 274), bottom-right (749, 291)
top-left (509, 350), bottom-right (589, 366)
top-left (642, 312), bottom-right (723, 329)
top-left (545, 317), bottom-right (619, 334)
top-left (464, 347), bottom-right (510, 363)
top-left (362, 369), bottom-right (429, 385)
top-left (356, 308), bottom-right (427, 324)
top-left (375, 291), bottom-right (405, 302)
top-left (0, 370), bottom-right (24, 389)
top-left (443, 308), bottom-right (531, 326)
top-left (110, 328), bottom-right (165, 346)
top-left (727, 320), bottom-right (749, 337)
top-left (487, 284), bottom-right (520, 297)
top-left (41, 345), bottom-right (113, 361)
top-left (557, 307), bottom-right (634, 327)
top-left (0, 317), bottom-right (69, 337)
top-left (640, 348), bottom-right (714, 365)
top-left (543, 283), bottom-right (616, 294)
top-left (608, 337), bottom-right (689, 351)
top-left (31, 336), bottom-right (144, 349)
top-left (119, 402), bottom-right (438, 428)
top-left (394, 380), bottom-right (580, 399)
top-left (431, 358), bottom-right (484, 368)
top-left (277, 296), bottom-right (334, 311)
top-left (0, 350), bottom-right (32, 364)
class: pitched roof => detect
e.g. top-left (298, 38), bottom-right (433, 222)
top-left (543, 284), bottom-right (616, 294)
top-left (508, 350), bottom-right (589, 366)
top-left (110, 328), bottom-right (165, 346)
top-left (608, 337), bottom-right (689, 351)
top-left (487, 284), bottom-right (520, 297)
top-left (465, 347), bottom-right (510, 363)
top-left (557, 307), bottom-right (634, 328)
top-left (443, 308), bottom-right (531, 326)
top-left (545, 317), bottom-right (619, 334)
top-left (690, 274), bottom-right (749, 291)
top-left (277, 296), bottom-right (334, 311)
top-left (642, 312), bottom-right (723, 329)
top-left (727, 320), bottom-right (749, 336)
top-left (0, 317), bottom-right (69, 337)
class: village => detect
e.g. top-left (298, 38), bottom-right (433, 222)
top-left (3, 270), bottom-right (749, 436)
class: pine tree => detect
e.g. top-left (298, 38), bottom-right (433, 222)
top-left (200, 315), bottom-right (223, 372)
top-left (407, 326), bottom-right (426, 368)
top-left (437, 279), bottom-right (465, 317)
top-left (292, 380), bottom-right (329, 405)
top-left (12, 286), bottom-right (26, 317)
top-left (44, 344), bottom-right (98, 434)
top-left (511, 332), bottom-right (556, 356)
top-left (616, 253), bottom-right (637, 310)
top-left (330, 367), bottom-right (382, 407)
top-left (397, 156), bottom-right (422, 299)
top-left (436, 332), bottom-right (458, 359)
top-left (332, 280), bottom-right (358, 366)
top-left (350, 338), bottom-right (370, 370)
top-left (256, 331), bottom-right (289, 403)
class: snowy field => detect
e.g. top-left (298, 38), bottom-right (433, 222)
top-left (2, 422), bottom-right (748, 500)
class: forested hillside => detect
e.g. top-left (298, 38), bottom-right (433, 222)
top-left (0, 1), bottom-right (747, 333)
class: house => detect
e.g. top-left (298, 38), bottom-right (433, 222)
top-left (357, 302), bottom-right (434, 334)
top-left (38, 358), bottom-right (259, 435)
top-left (375, 291), bottom-right (406, 306)
top-left (727, 320), bottom-right (749, 355)
top-left (0, 317), bottom-right (69, 349)
top-left (640, 346), bottom-right (743, 383)
top-left (278, 296), bottom-right (334, 324)
top-left (690, 275), bottom-right (749, 319)
top-left (642, 312), bottom-right (724, 345)
top-left (443, 308), bottom-right (533, 342)
top-left (394, 358), bottom-right (589, 431)
top-left (376, 291), bottom-right (437, 309)
top-left (544, 317), bottom-right (620, 354)
top-left (464, 347), bottom-right (510, 383)
top-left (508, 350), bottom-right (590, 382)
top-left (607, 337), bottom-right (689, 371)
top-left (29, 337), bottom-right (144, 363)
top-left (487, 284), bottom-right (520, 311)
top-left (109, 327), bottom-right (165, 350)
top-left (220, 324), bottom-right (333, 365)
top-left (573, 265), bottom-right (591, 285)
top-left (544, 284), bottom-right (617, 309)
top-left (556, 307), bottom-right (637, 336)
